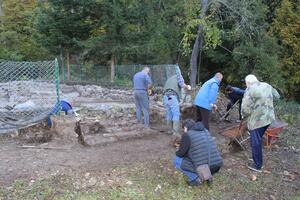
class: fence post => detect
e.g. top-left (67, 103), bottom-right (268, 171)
top-left (95, 65), bottom-right (98, 84)
top-left (110, 55), bottom-right (115, 83)
top-left (55, 58), bottom-right (61, 114)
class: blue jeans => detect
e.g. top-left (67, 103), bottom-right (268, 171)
top-left (250, 125), bottom-right (269, 169)
top-left (163, 95), bottom-right (180, 122)
top-left (174, 156), bottom-right (198, 182)
top-left (134, 91), bottom-right (149, 127)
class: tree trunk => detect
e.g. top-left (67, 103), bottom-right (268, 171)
top-left (190, 32), bottom-right (201, 87)
top-left (110, 54), bottom-right (115, 83)
top-left (189, 0), bottom-right (209, 87)
top-left (66, 49), bottom-right (70, 81)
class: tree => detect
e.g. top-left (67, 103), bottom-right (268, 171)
top-left (34, 0), bottom-right (101, 80)
top-left (181, 0), bottom-right (221, 86)
top-left (0, 0), bottom-right (50, 60)
top-left (271, 0), bottom-right (300, 100)
top-left (187, 0), bottom-right (283, 88)
top-left (189, 0), bottom-right (208, 87)
top-left (85, 0), bottom-right (186, 81)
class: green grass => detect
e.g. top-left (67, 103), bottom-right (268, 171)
top-left (1, 161), bottom-right (299, 200)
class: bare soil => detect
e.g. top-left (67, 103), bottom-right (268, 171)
top-left (0, 130), bottom-right (173, 186)
top-left (0, 118), bottom-right (299, 199)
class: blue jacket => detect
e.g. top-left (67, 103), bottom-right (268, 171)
top-left (228, 87), bottom-right (245, 103)
top-left (194, 77), bottom-right (220, 110)
top-left (133, 71), bottom-right (152, 90)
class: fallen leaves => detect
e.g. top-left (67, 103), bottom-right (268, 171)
top-left (154, 184), bottom-right (162, 192)
top-left (283, 170), bottom-right (296, 180)
top-left (126, 180), bottom-right (133, 185)
top-left (250, 174), bottom-right (257, 181)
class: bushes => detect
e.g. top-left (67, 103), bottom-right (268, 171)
top-left (275, 100), bottom-right (300, 125)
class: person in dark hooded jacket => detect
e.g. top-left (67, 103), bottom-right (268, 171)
top-left (224, 85), bottom-right (245, 120)
top-left (173, 119), bottom-right (223, 186)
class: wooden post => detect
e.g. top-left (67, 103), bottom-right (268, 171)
top-left (66, 49), bottom-right (70, 81)
top-left (110, 54), bottom-right (115, 83)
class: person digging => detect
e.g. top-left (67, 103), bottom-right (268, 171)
top-left (224, 85), bottom-right (245, 122)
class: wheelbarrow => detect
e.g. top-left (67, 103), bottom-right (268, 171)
top-left (220, 121), bottom-right (249, 151)
top-left (264, 120), bottom-right (288, 147)
top-left (220, 120), bottom-right (288, 151)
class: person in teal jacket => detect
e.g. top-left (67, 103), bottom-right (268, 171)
top-left (193, 73), bottom-right (223, 130)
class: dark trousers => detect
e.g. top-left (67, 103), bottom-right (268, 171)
top-left (195, 106), bottom-right (210, 130)
top-left (249, 125), bottom-right (269, 169)
top-left (225, 100), bottom-right (242, 120)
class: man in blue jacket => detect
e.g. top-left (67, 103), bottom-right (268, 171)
top-left (174, 119), bottom-right (223, 186)
top-left (224, 85), bottom-right (245, 121)
top-left (194, 73), bottom-right (223, 130)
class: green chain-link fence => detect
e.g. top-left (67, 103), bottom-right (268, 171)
top-left (60, 64), bottom-right (181, 88)
top-left (0, 59), bottom-right (60, 133)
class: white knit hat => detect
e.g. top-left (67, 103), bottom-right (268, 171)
top-left (245, 74), bottom-right (259, 84)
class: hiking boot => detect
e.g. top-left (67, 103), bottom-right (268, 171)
top-left (207, 178), bottom-right (213, 186)
top-left (143, 125), bottom-right (152, 131)
top-left (172, 121), bottom-right (180, 135)
top-left (166, 120), bottom-right (173, 134)
top-left (187, 178), bottom-right (202, 186)
top-left (247, 162), bottom-right (262, 173)
top-left (247, 159), bottom-right (264, 169)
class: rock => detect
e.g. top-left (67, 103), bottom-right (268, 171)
top-left (84, 173), bottom-right (90, 179)
top-left (87, 177), bottom-right (97, 187)
top-left (283, 170), bottom-right (290, 176)
top-left (51, 115), bottom-right (79, 144)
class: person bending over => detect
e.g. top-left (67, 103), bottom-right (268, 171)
top-left (224, 85), bottom-right (245, 121)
